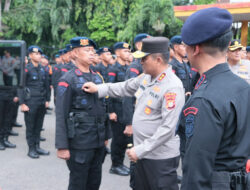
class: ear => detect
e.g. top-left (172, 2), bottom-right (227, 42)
top-left (193, 45), bottom-right (201, 56)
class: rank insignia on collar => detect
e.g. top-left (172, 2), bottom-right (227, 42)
top-left (144, 107), bottom-right (151, 115)
top-left (143, 79), bottom-right (147, 85)
top-left (80, 39), bottom-right (89, 46)
top-left (165, 92), bottom-right (176, 110)
top-left (158, 73), bottom-right (166, 81)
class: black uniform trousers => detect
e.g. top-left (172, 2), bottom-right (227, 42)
top-left (12, 101), bottom-right (19, 123)
top-left (135, 156), bottom-right (180, 190)
top-left (66, 147), bottom-right (105, 190)
top-left (110, 120), bottom-right (128, 166)
top-left (24, 102), bottom-right (46, 147)
top-left (0, 99), bottom-right (13, 141)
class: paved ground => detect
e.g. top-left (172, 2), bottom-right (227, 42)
top-left (0, 105), bottom-right (130, 190)
top-left (0, 102), bottom-right (182, 190)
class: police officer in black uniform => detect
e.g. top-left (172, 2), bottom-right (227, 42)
top-left (107, 42), bottom-right (131, 176)
top-left (169, 35), bottom-right (197, 100)
top-left (55, 37), bottom-right (108, 190)
top-left (19, 45), bottom-right (50, 159)
top-left (178, 7), bottom-right (250, 190)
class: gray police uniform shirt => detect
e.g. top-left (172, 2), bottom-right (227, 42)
top-left (97, 66), bottom-right (185, 160)
top-left (229, 60), bottom-right (250, 84)
top-left (0, 56), bottom-right (16, 76)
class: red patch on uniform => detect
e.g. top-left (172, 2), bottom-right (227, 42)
top-left (165, 92), bottom-right (176, 110)
top-left (130, 68), bottom-right (139, 75)
top-left (172, 69), bottom-right (176, 73)
top-left (191, 68), bottom-right (198, 72)
top-left (61, 68), bottom-right (68, 72)
top-left (195, 74), bottom-right (206, 90)
top-left (108, 72), bottom-right (116, 76)
top-left (246, 159), bottom-right (250, 173)
top-left (75, 69), bottom-right (82, 76)
top-left (183, 107), bottom-right (198, 116)
top-left (58, 82), bottom-right (69, 87)
top-left (25, 69), bottom-right (28, 73)
top-left (158, 73), bottom-right (166, 81)
top-left (55, 67), bottom-right (58, 71)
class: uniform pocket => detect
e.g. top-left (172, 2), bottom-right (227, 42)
top-left (211, 171), bottom-right (231, 190)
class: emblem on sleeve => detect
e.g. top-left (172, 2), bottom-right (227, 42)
top-left (164, 92), bottom-right (176, 110)
top-left (183, 107), bottom-right (198, 116)
top-left (58, 82), bottom-right (69, 96)
top-left (183, 106), bottom-right (198, 138)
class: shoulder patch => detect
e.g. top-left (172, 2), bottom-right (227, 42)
top-left (61, 68), bottom-right (68, 73)
top-left (108, 72), bottom-right (116, 76)
top-left (130, 68), bottom-right (139, 75)
top-left (75, 69), bottom-right (82, 76)
top-left (25, 68), bottom-right (28, 73)
top-left (58, 81), bottom-right (69, 96)
top-left (185, 114), bottom-right (195, 138)
top-left (164, 92), bottom-right (176, 110)
top-left (183, 107), bottom-right (198, 116)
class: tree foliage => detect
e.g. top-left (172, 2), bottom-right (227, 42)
top-left (0, 0), bottom-right (216, 55)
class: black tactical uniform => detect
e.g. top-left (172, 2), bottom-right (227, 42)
top-left (56, 66), bottom-right (108, 190)
top-left (0, 87), bottom-right (16, 149)
top-left (19, 62), bottom-right (50, 158)
top-left (51, 63), bottom-right (63, 102)
top-left (178, 63), bottom-right (250, 190)
top-left (169, 58), bottom-right (196, 95)
top-left (95, 62), bottom-right (110, 82)
top-left (107, 61), bottom-right (130, 173)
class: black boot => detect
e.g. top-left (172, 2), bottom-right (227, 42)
top-left (13, 122), bottom-right (22, 127)
top-left (3, 137), bottom-right (16, 148)
top-left (9, 130), bottom-right (19, 136)
top-left (36, 143), bottom-right (50, 155)
top-left (0, 141), bottom-right (5, 150)
top-left (28, 146), bottom-right (39, 159)
top-left (40, 136), bottom-right (46, 141)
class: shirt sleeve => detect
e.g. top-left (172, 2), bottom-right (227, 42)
top-left (55, 79), bottom-right (72, 149)
top-left (97, 75), bottom-right (143, 99)
top-left (180, 98), bottom-right (224, 190)
top-left (134, 87), bottom-right (185, 159)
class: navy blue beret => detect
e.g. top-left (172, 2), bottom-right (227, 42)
top-left (62, 48), bottom-right (67, 54)
top-left (54, 54), bottom-right (60, 58)
top-left (246, 46), bottom-right (250, 52)
top-left (134, 33), bottom-right (150, 44)
top-left (181, 7), bottom-right (233, 46)
top-left (97, 47), bottom-right (111, 55)
top-left (70, 37), bottom-right (97, 49)
top-left (113, 42), bottom-right (131, 51)
top-left (170, 35), bottom-right (182, 45)
top-left (42, 54), bottom-right (49, 60)
top-left (58, 49), bottom-right (65, 55)
top-left (65, 44), bottom-right (72, 52)
top-left (28, 45), bottom-right (43, 54)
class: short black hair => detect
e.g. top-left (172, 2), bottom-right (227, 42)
top-left (201, 31), bottom-right (233, 55)
top-left (151, 52), bottom-right (169, 64)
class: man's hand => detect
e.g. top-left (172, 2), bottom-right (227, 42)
top-left (124, 125), bottom-right (133, 136)
top-left (109, 112), bottom-right (117, 122)
top-left (45, 101), bottom-right (49, 108)
top-left (126, 147), bottom-right (138, 162)
top-left (13, 97), bottom-right (19, 103)
top-left (21, 104), bottom-right (29, 112)
top-left (57, 149), bottom-right (70, 160)
top-left (105, 140), bottom-right (108, 146)
top-left (82, 82), bottom-right (98, 93)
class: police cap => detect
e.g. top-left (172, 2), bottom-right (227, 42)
top-left (133, 37), bottom-right (169, 59)
top-left (246, 46), bottom-right (250, 52)
top-left (65, 44), bottom-right (72, 52)
top-left (181, 7), bottom-right (233, 46)
top-left (228, 40), bottom-right (243, 51)
top-left (42, 54), bottom-right (49, 60)
top-left (28, 45), bottom-right (43, 54)
top-left (70, 37), bottom-right (97, 49)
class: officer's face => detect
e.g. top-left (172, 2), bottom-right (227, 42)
top-left (175, 43), bottom-right (186, 58)
top-left (116, 49), bottom-right (131, 61)
top-left (29, 52), bottom-right (42, 63)
top-left (75, 46), bottom-right (95, 65)
top-left (100, 52), bottom-right (112, 64)
top-left (227, 48), bottom-right (242, 62)
top-left (141, 54), bottom-right (157, 76)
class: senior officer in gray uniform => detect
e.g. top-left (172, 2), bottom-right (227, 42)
top-left (83, 37), bottom-right (185, 190)
top-left (178, 8), bottom-right (250, 190)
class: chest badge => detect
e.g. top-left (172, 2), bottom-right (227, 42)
top-left (144, 107), bottom-right (151, 115)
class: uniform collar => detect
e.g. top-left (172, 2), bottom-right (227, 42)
top-left (147, 66), bottom-right (171, 86)
top-left (203, 63), bottom-right (230, 78)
